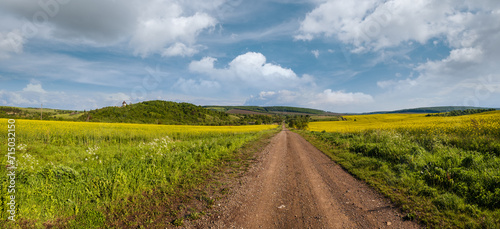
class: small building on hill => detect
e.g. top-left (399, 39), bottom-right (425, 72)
top-left (122, 101), bottom-right (127, 107)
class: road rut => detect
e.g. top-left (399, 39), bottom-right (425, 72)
top-left (200, 129), bottom-right (421, 228)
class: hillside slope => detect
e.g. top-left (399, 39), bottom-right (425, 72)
top-left (366, 106), bottom-right (494, 114)
top-left (0, 106), bottom-right (82, 120)
top-left (79, 100), bottom-right (237, 125)
top-left (204, 106), bottom-right (336, 115)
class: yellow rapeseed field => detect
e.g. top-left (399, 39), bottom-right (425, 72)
top-left (1, 119), bottom-right (278, 145)
top-left (3, 118), bottom-right (277, 134)
top-left (309, 111), bottom-right (500, 135)
top-left (0, 119), bottom-right (278, 227)
top-left (306, 111), bottom-right (500, 228)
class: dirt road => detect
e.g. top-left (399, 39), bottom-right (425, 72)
top-left (201, 129), bottom-right (420, 228)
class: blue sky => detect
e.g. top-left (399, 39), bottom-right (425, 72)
top-left (0, 0), bottom-right (499, 113)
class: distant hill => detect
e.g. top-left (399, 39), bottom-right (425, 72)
top-left (79, 100), bottom-right (238, 125)
top-left (204, 106), bottom-right (338, 116)
top-left (5, 102), bottom-right (497, 124)
top-left (0, 106), bottom-right (82, 120)
top-left (426, 108), bottom-right (496, 117)
top-left (364, 106), bottom-right (494, 114)
top-left (78, 100), bottom-right (280, 125)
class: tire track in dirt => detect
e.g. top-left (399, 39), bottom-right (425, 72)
top-left (199, 128), bottom-right (421, 228)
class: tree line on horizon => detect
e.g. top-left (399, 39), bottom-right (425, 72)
top-left (78, 100), bottom-right (283, 126)
top-left (425, 108), bottom-right (496, 117)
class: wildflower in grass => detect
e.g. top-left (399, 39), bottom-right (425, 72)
top-left (0, 118), bottom-right (277, 226)
top-left (17, 143), bottom-right (27, 151)
top-left (86, 146), bottom-right (99, 155)
top-left (140, 136), bottom-right (174, 158)
top-left (85, 146), bottom-right (100, 161)
top-left (20, 153), bottom-right (39, 170)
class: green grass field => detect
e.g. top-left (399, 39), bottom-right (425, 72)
top-left (299, 112), bottom-right (500, 228)
top-left (0, 119), bottom-right (278, 228)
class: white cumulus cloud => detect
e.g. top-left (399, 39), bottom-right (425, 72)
top-left (0, 30), bottom-right (24, 59)
top-left (189, 52), bottom-right (313, 90)
top-left (311, 50), bottom-right (319, 58)
top-left (298, 0), bottom-right (500, 109)
top-left (0, 0), bottom-right (223, 57)
top-left (314, 89), bottom-right (374, 106)
top-left (296, 1), bottom-right (500, 52)
top-left (245, 89), bottom-right (373, 112)
top-left (444, 47), bottom-right (483, 63)
top-left (131, 8), bottom-right (217, 57)
top-left (162, 42), bottom-right (202, 57)
top-left (0, 82), bottom-right (149, 110)
top-left (22, 82), bottom-right (46, 93)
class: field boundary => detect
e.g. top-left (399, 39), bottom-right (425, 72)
top-left (295, 128), bottom-right (500, 228)
top-left (294, 130), bottom-right (428, 226)
top-left (104, 128), bottom-right (280, 228)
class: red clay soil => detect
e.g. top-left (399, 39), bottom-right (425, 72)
top-left (194, 128), bottom-right (421, 228)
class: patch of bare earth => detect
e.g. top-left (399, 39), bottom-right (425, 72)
top-left (195, 129), bottom-right (421, 228)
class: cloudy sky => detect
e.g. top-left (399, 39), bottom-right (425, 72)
top-left (0, 0), bottom-right (499, 112)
